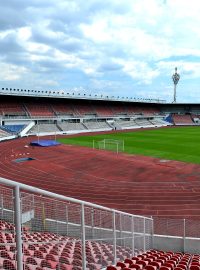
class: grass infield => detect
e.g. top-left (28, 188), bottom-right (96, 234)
top-left (58, 127), bottom-right (200, 164)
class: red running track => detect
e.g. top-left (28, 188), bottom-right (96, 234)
top-left (0, 136), bottom-right (200, 219)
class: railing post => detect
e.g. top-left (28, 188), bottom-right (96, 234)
top-left (151, 217), bottom-right (154, 250)
top-left (183, 218), bottom-right (186, 253)
top-left (113, 210), bottom-right (117, 265)
top-left (119, 213), bottom-right (122, 246)
top-left (91, 208), bottom-right (94, 239)
top-left (81, 204), bottom-right (86, 270)
top-left (132, 216), bottom-right (135, 257)
top-left (65, 205), bottom-right (68, 235)
top-left (143, 217), bottom-right (146, 252)
top-left (1, 196), bottom-right (3, 219)
top-left (14, 185), bottom-right (23, 270)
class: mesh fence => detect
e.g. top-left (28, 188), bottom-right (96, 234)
top-left (1, 181), bottom-right (200, 270)
top-left (154, 217), bottom-right (184, 237)
top-left (153, 217), bottom-right (200, 254)
top-left (0, 186), bottom-right (16, 270)
top-left (0, 183), bottom-right (154, 270)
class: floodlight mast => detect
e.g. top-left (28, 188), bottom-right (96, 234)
top-left (172, 67), bottom-right (180, 103)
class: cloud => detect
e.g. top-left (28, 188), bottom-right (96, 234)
top-left (0, 63), bottom-right (28, 81)
top-left (0, 0), bottom-right (200, 102)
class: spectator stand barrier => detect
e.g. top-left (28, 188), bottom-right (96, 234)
top-left (153, 217), bottom-right (200, 254)
top-left (0, 177), bottom-right (153, 270)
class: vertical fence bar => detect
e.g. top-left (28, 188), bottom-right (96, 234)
top-left (65, 205), bottom-right (68, 235)
top-left (119, 213), bottom-right (122, 246)
top-left (91, 208), bottom-right (94, 239)
top-left (1, 196), bottom-right (3, 218)
top-left (14, 185), bottom-right (23, 270)
top-left (183, 218), bottom-right (186, 253)
top-left (113, 210), bottom-right (117, 265)
top-left (81, 203), bottom-right (86, 270)
top-left (143, 217), bottom-right (146, 252)
top-left (132, 216), bottom-right (135, 257)
top-left (151, 217), bottom-right (154, 250)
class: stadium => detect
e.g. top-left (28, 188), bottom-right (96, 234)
top-left (1, 0), bottom-right (200, 270)
top-left (0, 86), bottom-right (200, 270)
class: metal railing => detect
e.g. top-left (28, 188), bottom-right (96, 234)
top-left (153, 217), bottom-right (200, 254)
top-left (0, 177), bottom-right (153, 270)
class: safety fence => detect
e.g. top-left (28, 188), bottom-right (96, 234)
top-left (0, 177), bottom-right (153, 270)
top-left (153, 217), bottom-right (200, 254)
top-left (0, 177), bottom-right (200, 270)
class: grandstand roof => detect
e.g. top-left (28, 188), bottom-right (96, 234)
top-left (0, 87), bottom-right (165, 104)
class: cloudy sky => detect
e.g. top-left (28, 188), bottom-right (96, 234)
top-left (0, 0), bottom-right (200, 102)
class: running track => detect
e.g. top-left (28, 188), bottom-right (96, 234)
top-left (0, 136), bottom-right (200, 219)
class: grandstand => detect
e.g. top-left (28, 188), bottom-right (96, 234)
top-left (1, 88), bottom-right (200, 140)
top-left (0, 89), bottom-right (200, 269)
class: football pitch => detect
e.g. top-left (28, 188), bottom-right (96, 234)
top-left (58, 127), bottom-right (200, 164)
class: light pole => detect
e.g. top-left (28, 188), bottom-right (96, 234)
top-left (172, 67), bottom-right (180, 103)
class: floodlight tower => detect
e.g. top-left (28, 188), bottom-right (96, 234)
top-left (172, 67), bottom-right (180, 103)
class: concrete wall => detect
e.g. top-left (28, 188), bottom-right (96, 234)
top-left (154, 234), bottom-right (200, 254)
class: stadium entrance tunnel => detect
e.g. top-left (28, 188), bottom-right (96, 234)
top-left (13, 157), bottom-right (36, 163)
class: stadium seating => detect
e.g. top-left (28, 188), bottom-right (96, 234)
top-left (111, 104), bottom-right (127, 115)
top-left (73, 102), bottom-right (95, 116)
top-left (125, 105), bottom-right (159, 116)
top-left (25, 103), bottom-right (55, 117)
top-left (173, 114), bottom-right (194, 125)
top-left (1, 218), bottom-right (199, 270)
top-left (29, 123), bottom-right (61, 134)
top-left (0, 102), bottom-right (26, 116)
top-left (150, 119), bottom-right (169, 126)
top-left (114, 119), bottom-right (167, 129)
top-left (51, 103), bottom-right (75, 116)
top-left (114, 120), bottom-right (139, 129)
top-left (94, 104), bottom-right (114, 117)
top-left (2, 125), bottom-right (25, 134)
top-left (58, 121), bottom-right (86, 131)
top-left (134, 119), bottom-right (153, 127)
top-left (106, 250), bottom-right (199, 270)
top-left (83, 120), bottom-right (112, 130)
top-left (0, 128), bottom-right (11, 138)
top-left (0, 219), bottom-right (136, 270)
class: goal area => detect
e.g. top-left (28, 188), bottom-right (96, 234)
top-left (93, 139), bottom-right (124, 153)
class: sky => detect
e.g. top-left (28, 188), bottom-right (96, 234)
top-left (0, 0), bottom-right (200, 103)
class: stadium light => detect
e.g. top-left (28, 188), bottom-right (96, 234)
top-left (172, 67), bottom-right (180, 103)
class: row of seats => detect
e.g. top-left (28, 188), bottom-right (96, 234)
top-left (107, 250), bottom-right (200, 270)
top-left (0, 102), bottom-right (26, 116)
top-left (0, 219), bottom-right (136, 270)
top-left (1, 125), bottom-right (25, 134)
top-left (0, 100), bottom-right (160, 118)
top-left (1, 219), bottom-right (200, 270)
top-left (27, 118), bottom-right (168, 135)
top-left (173, 115), bottom-right (194, 125)
top-left (0, 128), bottom-right (11, 138)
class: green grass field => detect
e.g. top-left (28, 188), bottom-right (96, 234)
top-left (58, 127), bottom-right (200, 164)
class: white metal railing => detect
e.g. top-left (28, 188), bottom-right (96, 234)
top-left (0, 176), bottom-right (200, 270)
top-left (0, 177), bottom-right (153, 270)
